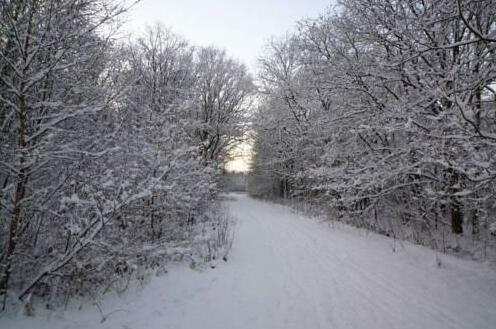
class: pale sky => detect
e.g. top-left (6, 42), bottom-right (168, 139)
top-left (124, 0), bottom-right (333, 172)
top-left (125, 0), bottom-right (332, 73)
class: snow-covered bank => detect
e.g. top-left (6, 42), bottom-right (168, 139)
top-left (2, 193), bottom-right (496, 329)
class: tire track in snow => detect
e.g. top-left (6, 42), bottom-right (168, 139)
top-left (261, 207), bottom-right (330, 329)
top-left (265, 204), bottom-right (466, 329)
top-left (225, 195), bottom-right (496, 329)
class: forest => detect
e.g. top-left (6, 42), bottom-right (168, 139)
top-left (250, 0), bottom-right (496, 263)
top-left (0, 0), bottom-right (254, 309)
top-left (1, 0), bottom-right (496, 322)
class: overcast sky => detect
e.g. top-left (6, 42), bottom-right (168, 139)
top-left (125, 0), bottom-right (332, 73)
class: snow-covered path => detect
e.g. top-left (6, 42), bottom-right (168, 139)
top-left (3, 193), bottom-right (496, 329)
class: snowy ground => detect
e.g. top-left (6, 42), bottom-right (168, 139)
top-left (2, 193), bottom-right (496, 329)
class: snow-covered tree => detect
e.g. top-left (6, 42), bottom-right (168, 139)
top-left (0, 0), bottom-right (132, 301)
top-left (0, 6), bottom-right (247, 308)
top-left (250, 0), bottom-right (496, 260)
top-left (194, 47), bottom-right (255, 164)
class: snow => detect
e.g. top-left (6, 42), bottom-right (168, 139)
top-left (2, 193), bottom-right (496, 329)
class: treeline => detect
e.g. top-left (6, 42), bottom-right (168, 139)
top-left (250, 0), bottom-right (496, 260)
top-left (0, 0), bottom-right (253, 308)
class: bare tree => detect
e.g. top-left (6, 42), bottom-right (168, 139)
top-left (194, 47), bottom-right (255, 163)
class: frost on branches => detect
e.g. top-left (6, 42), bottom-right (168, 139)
top-left (0, 1), bottom-right (252, 310)
top-left (250, 0), bottom-right (496, 261)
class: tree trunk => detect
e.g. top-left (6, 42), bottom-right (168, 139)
top-left (0, 4), bottom-right (34, 298)
top-left (450, 198), bottom-right (463, 235)
top-left (447, 168), bottom-right (463, 235)
top-left (471, 208), bottom-right (479, 240)
top-left (0, 93), bottom-right (28, 298)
